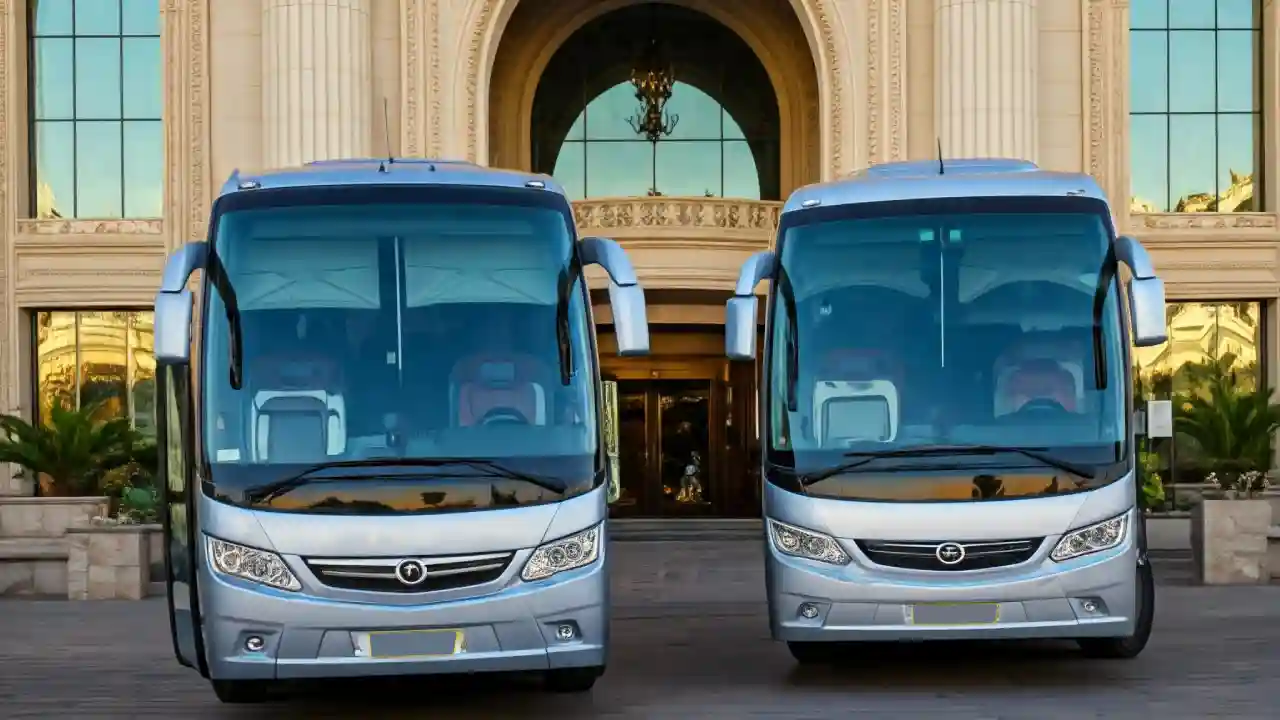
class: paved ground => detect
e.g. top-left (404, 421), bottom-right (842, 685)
top-left (1, 542), bottom-right (1278, 719)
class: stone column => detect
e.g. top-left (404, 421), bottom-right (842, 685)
top-left (262, 0), bottom-right (373, 167)
top-left (934, 0), bottom-right (1038, 161)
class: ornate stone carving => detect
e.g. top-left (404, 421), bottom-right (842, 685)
top-left (429, 0), bottom-right (442, 158)
top-left (402, 0), bottom-right (421, 156)
top-left (16, 219), bottom-right (165, 236)
top-left (1085, 0), bottom-right (1106, 192)
top-left (866, 0), bottom-right (880, 164)
top-left (572, 198), bottom-right (782, 232)
top-left (1137, 214), bottom-right (1279, 231)
top-left (888, 0), bottom-right (904, 162)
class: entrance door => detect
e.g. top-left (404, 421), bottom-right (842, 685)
top-left (157, 363), bottom-right (208, 676)
top-left (610, 379), bottom-right (718, 516)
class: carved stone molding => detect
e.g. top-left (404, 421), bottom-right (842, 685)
top-left (573, 198), bottom-right (782, 233)
top-left (16, 219), bottom-right (165, 236)
top-left (1132, 213), bottom-right (1280, 232)
top-left (863, 0), bottom-right (907, 165)
top-left (401, 0), bottom-right (443, 158)
top-left (461, 0), bottom-right (849, 179)
top-left (163, 0), bottom-right (211, 249)
top-left (1, 0), bottom-right (13, 416)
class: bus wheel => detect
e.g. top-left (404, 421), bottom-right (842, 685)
top-left (211, 679), bottom-right (273, 704)
top-left (787, 641), bottom-right (840, 665)
top-left (1076, 560), bottom-right (1155, 659)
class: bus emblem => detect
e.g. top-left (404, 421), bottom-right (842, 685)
top-left (394, 559), bottom-right (428, 585)
top-left (935, 542), bottom-right (966, 566)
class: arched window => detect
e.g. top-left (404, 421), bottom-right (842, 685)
top-left (552, 81), bottom-right (762, 200)
top-left (531, 4), bottom-right (779, 201)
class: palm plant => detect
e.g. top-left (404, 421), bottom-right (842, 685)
top-left (1173, 355), bottom-right (1280, 475)
top-left (0, 400), bottom-right (140, 496)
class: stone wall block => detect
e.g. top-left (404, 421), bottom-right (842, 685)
top-left (1191, 499), bottom-right (1273, 585)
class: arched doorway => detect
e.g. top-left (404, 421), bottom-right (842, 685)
top-left (487, 0), bottom-right (820, 518)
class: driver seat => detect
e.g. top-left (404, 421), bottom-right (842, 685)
top-left (450, 355), bottom-right (549, 427)
top-left (995, 358), bottom-right (1079, 415)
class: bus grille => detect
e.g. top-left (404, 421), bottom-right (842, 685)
top-left (303, 551), bottom-right (513, 593)
top-left (854, 538), bottom-right (1042, 571)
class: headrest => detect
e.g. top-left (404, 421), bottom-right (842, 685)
top-left (478, 361), bottom-right (517, 388)
top-left (819, 349), bottom-right (896, 377)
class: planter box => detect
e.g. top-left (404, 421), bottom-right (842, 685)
top-left (66, 525), bottom-right (152, 600)
top-left (1190, 499), bottom-right (1273, 585)
top-left (0, 497), bottom-right (109, 538)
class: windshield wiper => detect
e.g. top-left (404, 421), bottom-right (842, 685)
top-left (244, 457), bottom-right (568, 504)
top-left (795, 443), bottom-right (1096, 485)
top-left (205, 250), bottom-right (244, 390)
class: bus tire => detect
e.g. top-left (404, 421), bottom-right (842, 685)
top-left (1076, 560), bottom-right (1154, 659)
top-left (787, 641), bottom-right (839, 665)
top-left (544, 666), bottom-right (603, 693)
top-left (211, 679), bottom-right (273, 704)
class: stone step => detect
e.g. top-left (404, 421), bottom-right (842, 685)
top-left (0, 537), bottom-right (69, 561)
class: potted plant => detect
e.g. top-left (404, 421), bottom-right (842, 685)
top-left (0, 400), bottom-right (138, 497)
top-left (1190, 467), bottom-right (1272, 585)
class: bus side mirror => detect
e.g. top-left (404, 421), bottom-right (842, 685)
top-left (1115, 235), bottom-right (1167, 347)
top-left (726, 251), bottom-right (775, 361)
top-left (581, 237), bottom-right (650, 357)
top-left (154, 242), bottom-right (208, 365)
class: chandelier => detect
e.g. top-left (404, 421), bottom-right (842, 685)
top-left (627, 33), bottom-right (678, 143)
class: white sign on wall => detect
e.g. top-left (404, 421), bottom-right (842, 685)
top-left (1146, 400), bottom-right (1174, 438)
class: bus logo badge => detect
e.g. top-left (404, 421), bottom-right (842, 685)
top-left (935, 542), bottom-right (965, 566)
top-left (394, 559), bottom-right (428, 586)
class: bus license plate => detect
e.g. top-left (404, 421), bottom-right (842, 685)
top-left (909, 602), bottom-right (1000, 626)
top-left (358, 629), bottom-right (464, 658)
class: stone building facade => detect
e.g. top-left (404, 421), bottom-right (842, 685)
top-left (0, 0), bottom-right (1275, 515)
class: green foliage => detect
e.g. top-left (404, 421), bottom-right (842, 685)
top-left (0, 400), bottom-right (140, 496)
top-left (1172, 353), bottom-right (1280, 473)
top-left (1136, 450), bottom-right (1166, 510)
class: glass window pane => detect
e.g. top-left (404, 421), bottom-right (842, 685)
top-left (1168, 114), bottom-right (1217, 211)
top-left (662, 82), bottom-right (722, 140)
top-left (121, 0), bottom-right (161, 35)
top-left (1129, 32), bottom-right (1168, 113)
top-left (655, 141), bottom-right (722, 196)
top-left (75, 0), bottom-right (121, 34)
top-left (586, 141), bottom-right (654, 198)
top-left (1167, 32), bottom-right (1215, 112)
top-left (1168, 0), bottom-right (1214, 27)
top-left (36, 311), bottom-right (79, 424)
top-left (77, 311), bottom-right (129, 420)
top-left (34, 122), bottom-right (76, 219)
top-left (1130, 0), bottom-right (1168, 29)
top-left (724, 108), bottom-right (745, 140)
top-left (565, 111), bottom-right (585, 141)
top-left (33, 0), bottom-right (74, 35)
top-left (723, 141), bottom-right (762, 200)
top-left (75, 38), bottom-right (122, 119)
top-left (122, 37), bottom-right (162, 118)
top-left (1130, 115), bottom-right (1170, 212)
top-left (32, 38), bottom-right (74, 120)
top-left (76, 121), bottom-right (124, 217)
top-left (1216, 113), bottom-right (1257, 212)
top-left (1217, 0), bottom-right (1257, 29)
top-left (123, 121), bottom-right (163, 217)
top-left (552, 141), bottom-right (586, 200)
top-left (1216, 31), bottom-right (1256, 112)
top-left (586, 82), bottom-right (645, 141)
top-left (129, 311), bottom-right (157, 436)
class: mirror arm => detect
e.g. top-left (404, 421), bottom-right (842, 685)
top-left (734, 251), bottom-right (777, 297)
top-left (1115, 235), bottom-right (1156, 280)
top-left (159, 242), bottom-right (209, 294)
top-left (580, 236), bottom-right (639, 287)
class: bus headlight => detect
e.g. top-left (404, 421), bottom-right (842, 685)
top-left (768, 519), bottom-right (851, 565)
top-left (206, 537), bottom-right (302, 591)
top-left (1050, 513), bottom-right (1129, 562)
top-left (521, 524), bottom-right (601, 582)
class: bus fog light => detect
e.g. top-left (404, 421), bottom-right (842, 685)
top-left (1050, 513), bottom-right (1128, 562)
top-left (521, 524), bottom-right (602, 581)
top-left (556, 624), bottom-right (577, 641)
top-left (767, 519), bottom-right (851, 565)
top-left (244, 636), bottom-right (266, 652)
top-left (799, 603), bottom-right (821, 619)
top-left (1081, 600), bottom-right (1098, 614)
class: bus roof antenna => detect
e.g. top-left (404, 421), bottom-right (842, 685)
top-left (937, 137), bottom-right (945, 175)
top-left (379, 97), bottom-right (394, 173)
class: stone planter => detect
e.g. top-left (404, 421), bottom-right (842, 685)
top-left (0, 496), bottom-right (109, 538)
top-left (1190, 499), bottom-right (1273, 585)
top-left (66, 525), bottom-right (153, 600)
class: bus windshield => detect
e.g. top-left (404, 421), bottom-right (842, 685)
top-left (200, 185), bottom-right (600, 512)
top-left (766, 196), bottom-right (1129, 500)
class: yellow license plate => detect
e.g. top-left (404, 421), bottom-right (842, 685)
top-left (357, 629), bottom-right (465, 658)
top-left (908, 602), bottom-right (1001, 626)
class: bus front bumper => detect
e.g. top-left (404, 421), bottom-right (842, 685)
top-left (198, 558), bottom-right (607, 681)
top-left (767, 538), bottom-right (1138, 643)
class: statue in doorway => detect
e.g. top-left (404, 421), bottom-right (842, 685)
top-left (675, 450), bottom-right (706, 505)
